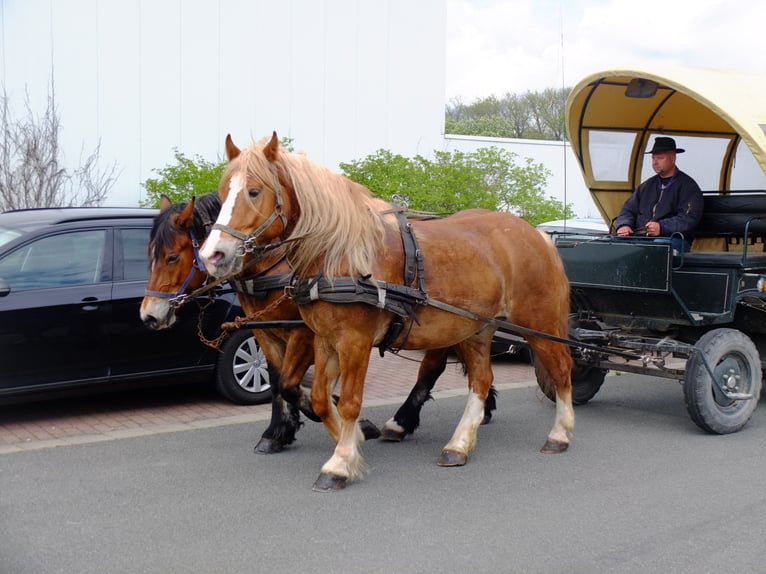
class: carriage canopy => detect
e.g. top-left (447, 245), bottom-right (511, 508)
top-left (566, 66), bottom-right (766, 224)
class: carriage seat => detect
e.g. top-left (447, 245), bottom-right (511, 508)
top-left (690, 190), bottom-right (766, 254)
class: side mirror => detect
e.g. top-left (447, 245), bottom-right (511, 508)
top-left (0, 278), bottom-right (10, 297)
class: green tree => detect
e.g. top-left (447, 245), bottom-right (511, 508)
top-left (140, 150), bottom-right (225, 207)
top-left (446, 87), bottom-right (569, 141)
top-left (340, 147), bottom-right (574, 225)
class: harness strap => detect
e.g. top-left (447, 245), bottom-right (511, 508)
top-left (230, 273), bottom-right (293, 298)
top-left (288, 275), bottom-right (425, 321)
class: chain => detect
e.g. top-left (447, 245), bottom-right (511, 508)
top-left (197, 292), bottom-right (290, 351)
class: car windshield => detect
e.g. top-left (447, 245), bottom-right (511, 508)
top-left (0, 227), bottom-right (22, 249)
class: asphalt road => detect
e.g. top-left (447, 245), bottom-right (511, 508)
top-left (2, 373), bottom-right (765, 574)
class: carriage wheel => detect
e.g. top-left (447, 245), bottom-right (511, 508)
top-left (684, 328), bottom-right (762, 434)
top-left (570, 363), bottom-right (607, 405)
top-left (535, 358), bottom-right (606, 405)
top-left (215, 329), bottom-right (273, 405)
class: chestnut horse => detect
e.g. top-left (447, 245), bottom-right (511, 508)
top-left (200, 133), bottom-right (574, 491)
top-left (140, 192), bottom-right (496, 454)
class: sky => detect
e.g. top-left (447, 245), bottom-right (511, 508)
top-left (446, 0), bottom-right (766, 101)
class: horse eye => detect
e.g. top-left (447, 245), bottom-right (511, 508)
top-left (248, 187), bottom-right (261, 199)
top-left (167, 254), bottom-right (180, 264)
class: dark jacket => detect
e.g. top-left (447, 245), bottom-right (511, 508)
top-left (615, 169), bottom-right (703, 240)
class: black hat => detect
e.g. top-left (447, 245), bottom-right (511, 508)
top-left (646, 136), bottom-right (685, 154)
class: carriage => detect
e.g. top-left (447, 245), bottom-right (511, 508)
top-left (555, 66), bottom-right (766, 434)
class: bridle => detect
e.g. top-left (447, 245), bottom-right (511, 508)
top-left (211, 164), bottom-right (288, 257)
top-left (144, 229), bottom-right (208, 307)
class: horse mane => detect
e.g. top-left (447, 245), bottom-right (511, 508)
top-left (150, 192), bottom-right (221, 261)
top-left (239, 142), bottom-right (390, 279)
top-left (192, 192), bottom-right (222, 239)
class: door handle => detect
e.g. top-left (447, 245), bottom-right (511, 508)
top-left (81, 296), bottom-right (100, 311)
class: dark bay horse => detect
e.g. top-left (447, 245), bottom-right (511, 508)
top-left (140, 193), bottom-right (495, 454)
top-left (200, 133), bottom-right (574, 491)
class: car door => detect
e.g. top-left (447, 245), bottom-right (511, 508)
top-left (0, 229), bottom-right (111, 392)
top-left (108, 225), bottom-right (222, 376)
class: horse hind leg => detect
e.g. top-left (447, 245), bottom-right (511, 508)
top-left (381, 348), bottom-right (497, 442)
top-left (381, 348), bottom-right (449, 441)
top-left (531, 340), bottom-right (574, 453)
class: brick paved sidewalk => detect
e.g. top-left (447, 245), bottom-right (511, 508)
top-left (0, 351), bottom-right (535, 455)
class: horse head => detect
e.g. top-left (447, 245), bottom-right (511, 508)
top-left (140, 194), bottom-right (214, 330)
top-left (200, 132), bottom-right (293, 278)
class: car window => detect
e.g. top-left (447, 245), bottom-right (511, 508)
top-left (0, 227), bottom-right (22, 249)
top-left (120, 228), bottom-right (151, 281)
top-left (0, 229), bottom-right (106, 290)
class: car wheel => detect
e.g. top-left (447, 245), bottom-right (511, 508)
top-left (215, 329), bottom-right (272, 405)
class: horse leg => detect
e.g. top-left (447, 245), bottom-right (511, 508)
top-left (277, 329), bottom-right (321, 422)
top-left (254, 364), bottom-right (302, 454)
top-left (381, 348), bottom-right (449, 441)
top-left (381, 348), bottom-right (497, 442)
top-left (437, 339), bottom-right (494, 467)
top-left (308, 338), bottom-right (342, 445)
top-left (251, 331), bottom-right (307, 454)
top-left (530, 337), bottom-right (574, 453)
top-left (313, 337), bottom-right (370, 492)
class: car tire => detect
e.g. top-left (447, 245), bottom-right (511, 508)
top-left (215, 329), bottom-right (272, 405)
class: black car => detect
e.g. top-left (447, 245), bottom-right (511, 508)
top-left (0, 207), bottom-right (271, 404)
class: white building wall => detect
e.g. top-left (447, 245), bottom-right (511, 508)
top-left (1, 0), bottom-right (446, 206)
top-left (1, 0), bottom-right (594, 215)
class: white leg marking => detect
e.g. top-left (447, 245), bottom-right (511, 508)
top-left (382, 417), bottom-right (405, 434)
top-left (548, 389), bottom-right (575, 444)
top-left (321, 418), bottom-right (366, 480)
top-left (443, 391), bottom-right (485, 455)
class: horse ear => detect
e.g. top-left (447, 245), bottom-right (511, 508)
top-left (225, 134), bottom-right (240, 161)
top-left (263, 131), bottom-right (280, 163)
top-left (159, 194), bottom-right (173, 212)
top-left (177, 197), bottom-right (195, 230)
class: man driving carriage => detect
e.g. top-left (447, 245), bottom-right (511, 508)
top-left (615, 136), bottom-right (703, 253)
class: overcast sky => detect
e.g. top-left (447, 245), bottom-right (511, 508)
top-left (446, 0), bottom-right (766, 101)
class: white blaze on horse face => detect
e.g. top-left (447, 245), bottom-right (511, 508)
top-left (200, 174), bottom-right (244, 275)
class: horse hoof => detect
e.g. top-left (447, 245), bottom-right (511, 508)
top-left (437, 450), bottom-right (467, 467)
top-left (254, 438), bottom-right (284, 455)
top-left (379, 427), bottom-right (406, 442)
top-left (540, 439), bottom-right (568, 454)
top-left (312, 472), bottom-right (347, 492)
top-left (359, 419), bottom-right (381, 440)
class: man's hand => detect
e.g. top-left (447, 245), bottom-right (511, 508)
top-left (645, 221), bottom-right (661, 236)
top-left (616, 225), bottom-right (633, 237)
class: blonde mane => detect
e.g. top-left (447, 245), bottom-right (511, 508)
top-left (238, 142), bottom-right (389, 279)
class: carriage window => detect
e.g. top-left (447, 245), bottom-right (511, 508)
top-left (0, 230), bottom-right (106, 290)
top-left (120, 228), bottom-right (151, 281)
top-left (587, 131), bottom-right (635, 183)
top-left (730, 139), bottom-right (766, 190)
